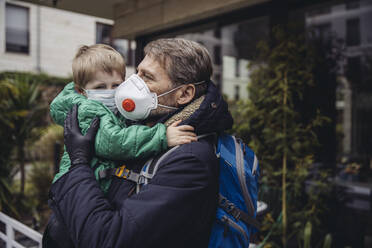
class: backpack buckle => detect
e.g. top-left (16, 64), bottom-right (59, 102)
top-left (137, 175), bottom-right (146, 185)
top-left (219, 194), bottom-right (242, 221)
top-left (230, 208), bottom-right (241, 221)
top-left (115, 165), bottom-right (131, 179)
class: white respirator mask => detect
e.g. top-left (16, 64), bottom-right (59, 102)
top-left (85, 89), bottom-right (117, 113)
top-left (115, 74), bottom-right (206, 121)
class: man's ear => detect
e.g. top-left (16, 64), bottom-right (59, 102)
top-left (176, 84), bottom-right (195, 105)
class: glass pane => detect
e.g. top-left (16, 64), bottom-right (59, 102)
top-left (303, 2), bottom-right (372, 246)
top-left (142, 1), bottom-right (372, 246)
top-left (176, 16), bottom-right (269, 100)
top-left (346, 18), bottom-right (361, 46)
top-left (305, 0), bottom-right (372, 161)
top-left (220, 17), bottom-right (269, 100)
top-left (5, 4), bottom-right (29, 53)
top-left (96, 22), bottom-right (112, 44)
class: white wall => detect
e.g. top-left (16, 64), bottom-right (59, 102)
top-left (0, 0), bottom-right (114, 77)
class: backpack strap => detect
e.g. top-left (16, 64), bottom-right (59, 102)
top-left (140, 132), bottom-right (217, 182)
top-left (147, 144), bottom-right (181, 178)
top-left (99, 133), bottom-right (217, 191)
top-left (219, 194), bottom-right (261, 230)
top-left (98, 165), bottom-right (147, 184)
top-left (232, 136), bottom-right (255, 216)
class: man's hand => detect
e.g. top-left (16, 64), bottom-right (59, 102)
top-left (64, 104), bottom-right (100, 167)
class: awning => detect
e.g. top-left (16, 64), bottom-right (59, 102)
top-left (19, 0), bottom-right (268, 39)
top-left (20, 0), bottom-right (120, 20)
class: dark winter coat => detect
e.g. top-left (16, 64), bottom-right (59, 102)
top-left (45, 82), bottom-right (233, 248)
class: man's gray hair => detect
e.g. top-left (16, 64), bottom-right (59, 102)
top-left (144, 38), bottom-right (213, 99)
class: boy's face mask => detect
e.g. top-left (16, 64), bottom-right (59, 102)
top-left (85, 89), bottom-right (117, 113)
top-left (115, 74), bottom-right (206, 121)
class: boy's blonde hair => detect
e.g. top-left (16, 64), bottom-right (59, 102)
top-left (72, 44), bottom-right (126, 88)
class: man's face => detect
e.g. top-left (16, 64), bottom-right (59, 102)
top-left (137, 55), bottom-right (178, 121)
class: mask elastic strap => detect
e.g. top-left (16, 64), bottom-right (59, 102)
top-left (194, 80), bottom-right (207, 86)
top-left (157, 80), bottom-right (207, 98)
top-left (156, 80), bottom-right (208, 110)
top-left (157, 85), bottom-right (184, 98)
top-left (157, 104), bottom-right (179, 110)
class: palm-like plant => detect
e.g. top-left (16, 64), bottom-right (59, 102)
top-left (1, 75), bottom-right (47, 195)
top-left (0, 81), bottom-right (18, 215)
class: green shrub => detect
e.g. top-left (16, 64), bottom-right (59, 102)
top-left (231, 26), bottom-right (338, 247)
top-left (28, 162), bottom-right (54, 211)
top-left (0, 71), bottom-right (71, 86)
top-left (29, 124), bottom-right (64, 162)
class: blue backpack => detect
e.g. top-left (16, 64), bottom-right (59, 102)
top-left (102, 133), bottom-right (260, 247)
top-left (208, 133), bottom-right (260, 248)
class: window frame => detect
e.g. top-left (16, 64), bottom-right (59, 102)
top-left (5, 3), bottom-right (30, 55)
top-left (95, 22), bottom-right (113, 45)
top-left (346, 18), bottom-right (361, 47)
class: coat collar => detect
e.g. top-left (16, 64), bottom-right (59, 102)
top-left (161, 81), bottom-right (233, 135)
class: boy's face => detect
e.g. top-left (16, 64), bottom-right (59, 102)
top-left (84, 70), bottom-right (123, 91)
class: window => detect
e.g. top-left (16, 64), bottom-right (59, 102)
top-left (307, 6), bottom-right (331, 17)
top-left (347, 56), bottom-right (361, 87)
top-left (214, 28), bottom-right (221, 39)
top-left (234, 85), bottom-right (240, 101)
top-left (5, 3), bottom-right (29, 54)
top-left (96, 23), bottom-right (135, 66)
top-left (346, 0), bottom-right (360, 10)
top-left (174, 15), bottom-right (269, 100)
top-left (214, 45), bottom-right (221, 65)
top-left (96, 22), bottom-right (112, 44)
top-left (346, 18), bottom-right (360, 46)
top-left (313, 23), bottom-right (331, 41)
top-left (235, 59), bottom-right (240, 78)
top-left (125, 40), bottom-right (136, 67)
top-left (214, 74), bottom-right (222, 92)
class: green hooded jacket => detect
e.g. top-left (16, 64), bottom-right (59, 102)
top-left (50, 82), bottom-right (168, 192)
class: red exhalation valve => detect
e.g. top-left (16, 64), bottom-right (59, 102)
top-left (122, 99), bottom-right (136, 112)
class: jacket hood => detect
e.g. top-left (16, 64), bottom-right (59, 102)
top-left (164, 81), bottom-right (233, 135)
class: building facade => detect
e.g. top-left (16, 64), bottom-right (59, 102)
top-left (7, 0), bottom-right (372, 162)
top-left (0, 0), bottom-right (135, 78)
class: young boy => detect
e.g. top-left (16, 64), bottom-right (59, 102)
top-left (50, 44), bottom-right (196, 193)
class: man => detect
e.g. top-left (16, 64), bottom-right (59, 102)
top-left (47, 38), bottom-right (233, 247)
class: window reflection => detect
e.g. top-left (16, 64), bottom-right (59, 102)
top-left (306, 0), bottom-right (372, 160)
top-left (95, 23), bottom-right (136, 67)
top-left (171, 0), bottom-right (372, 166)
top-left (177, 16), bottom-right (269, 100)
top-left (346, 18), bottom-right (361, 46)
top-left (148, 1), bottom-right (372, 246)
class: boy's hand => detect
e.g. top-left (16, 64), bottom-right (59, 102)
top-left (166, 120), bottom-right (197, 147)
top-left (64, 104), bottom-right (100, 167)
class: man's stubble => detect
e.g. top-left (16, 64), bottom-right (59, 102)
top-left (146, 90), bottom-right (178, 123)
